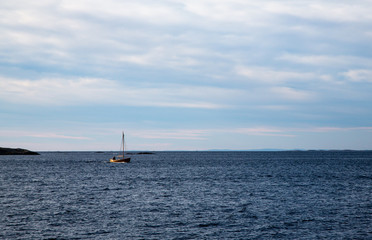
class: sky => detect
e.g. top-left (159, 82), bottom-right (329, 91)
top-left (1, 0), bottom-right (372, 151)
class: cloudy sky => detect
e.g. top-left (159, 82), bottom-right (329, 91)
top-left (1, 0), bottom-right (372, 151)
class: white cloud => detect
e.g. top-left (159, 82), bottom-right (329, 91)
top-left (280, 54), bottom-right (348, 66)
top-left (258, 105), bottom-right (293, 111)
top-left (312, 127), bottom-right (372, 132)
top-left (263, 1), bottom-right (372, 23)
top-left (132, 129), bottom-right (208, 140)
top-left (133, 127), bottom-right (297, 140)
top-left (269, 87), bottom-right (314, 101)
top-left (1, 0), bottom-right (371, 79)
top-left (117, 45), bottom-right (207, 68)
top-left (0, 76), bottom-right (238, 109)
top-left (179, 0), bottom-right (272, 27)
top-left (0, 130), bottom-right (90, 140)
top-left (132, 125), bottom-right (372, 141)
top-left (231, 127), bottom-right (295, 137)
top-left (235, 66), bottom-right (315, 84)
top-left (279, 54), bottom-right (372, 68)
top-left (60, 0), bottom-right (188, 25)
top-left (0, 77), bottom-right (115, 105)
top-left (342, 69), bottom-right (372, 82)
top-left (1, 75), bottom-right (323, 109)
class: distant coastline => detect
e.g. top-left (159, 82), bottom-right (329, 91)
top-left (0, 147), bottom-right (39, 155)
top-left (207, 149), bottom-right (372, 152)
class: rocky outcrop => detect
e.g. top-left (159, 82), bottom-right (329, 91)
top-left (0, 147), bottom-right (39, 155)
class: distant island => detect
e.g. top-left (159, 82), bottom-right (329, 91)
top-left (0, 147), bottom-right (39, 155)
top-left (207, 149), bottom-right (371, 152)
top-left (126, 152), bottom-right (154, 155)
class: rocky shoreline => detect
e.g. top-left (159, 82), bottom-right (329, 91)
top-left (0, 147), bottom-right (39, 155)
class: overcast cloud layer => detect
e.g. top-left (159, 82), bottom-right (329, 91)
top-left (1, 0), bottom-right (372, 150)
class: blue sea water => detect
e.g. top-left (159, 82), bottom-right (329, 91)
top-left (1, 151), bottom-right (372, 239)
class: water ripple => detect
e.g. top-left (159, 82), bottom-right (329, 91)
top-left (1, 151), bottom-right (371, 239)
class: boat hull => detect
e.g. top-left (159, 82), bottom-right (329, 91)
top-left (110, 158), bottom-right (131, 163)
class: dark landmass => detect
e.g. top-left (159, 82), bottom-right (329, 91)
top-left (126, 152), bottom-right (154, 155)
top-left (208, 149), bottom-right (287, 151)
top-left (208, 149), bottom-right (372, 152)
top-left (0, 147), bottom-right (40, 155)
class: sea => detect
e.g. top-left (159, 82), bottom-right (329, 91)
top-left (1, 151), bottom-right (372, 239)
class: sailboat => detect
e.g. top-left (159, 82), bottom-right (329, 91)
top-left (110, 132), bottom-right (131, 163)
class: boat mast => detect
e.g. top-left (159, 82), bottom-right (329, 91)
top-left (122, 131), bottom-right (125, 159)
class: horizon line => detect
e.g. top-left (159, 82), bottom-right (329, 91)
top-left (35, 149), bottom-right (372, 152)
